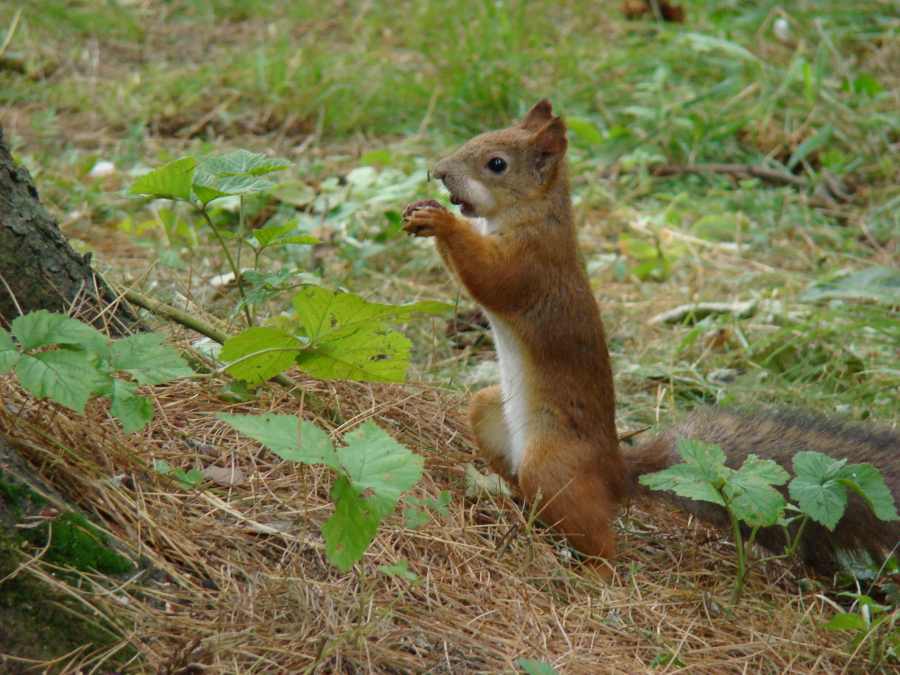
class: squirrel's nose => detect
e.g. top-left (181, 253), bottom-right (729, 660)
top-left (431, 159), bottom-right (449, 183)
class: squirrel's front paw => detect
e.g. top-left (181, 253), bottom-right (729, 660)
top-left (402, 200), bottom-right (452, 238)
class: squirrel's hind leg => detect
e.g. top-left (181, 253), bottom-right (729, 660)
top-left (469, 385), bottom-right (518, 485)
top-left (517, 442), bottom-right (619, 565)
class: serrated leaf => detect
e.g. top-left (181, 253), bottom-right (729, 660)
top-left (338, 421), bottom-right (424, 504)
top-left (517, 659), bottom-right (560, 675)
top-left (15, 350), bottom-right (107, 413)
top-left (109, 332), bottom-right (193, 385)
top-left (724, 455), bottom-right (788, 527)
top-left (130, 156), bottom-right (196, 201)
top-left (836, 463), bottom-right (899, 523)
top-left (0, 328), bottom-right (18, 373)
top-left (323, 476), bottom-right (381, 572)
top-left (793, 451), bottom-right (848, 483)
top-left (291, 286), bottom-right (449, 383)
top-left (106, 379), bottom-right (153, 433)
top-left (639, 462), bottom-right (727, 506)
top-left (251, 221), bottom-right (319, 248)
top-left (193, 150), bottom-right (289, 198)
top-left (789, 474), bottom-right (847, 530)
top-left (221, 327), bottom-right (302, 384)
top-left (11, 311), bottom-right (106, 352)
top-left (218, 413), bottom-right (338, 468)
top-left (378, 559), bottom-right (419, 581)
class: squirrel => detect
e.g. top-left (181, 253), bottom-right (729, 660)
top-left (402, 99), bottom-right (899, 577)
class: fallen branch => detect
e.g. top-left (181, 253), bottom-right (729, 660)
top-left (605, 162), bottom-right (806, 188)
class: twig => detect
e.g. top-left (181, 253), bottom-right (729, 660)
top-left (652, 163), bottom-right (806, 187)
top-left (122, 287), bottom-right (334, 417)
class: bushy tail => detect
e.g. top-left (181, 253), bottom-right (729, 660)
top-left (624, 408), bottom-right (900, 577)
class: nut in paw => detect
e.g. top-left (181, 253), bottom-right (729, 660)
top-left (402, 200), bottom-right (452, 238)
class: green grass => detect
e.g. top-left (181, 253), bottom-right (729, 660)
top-left (2, 1), bottom-right (896, 424)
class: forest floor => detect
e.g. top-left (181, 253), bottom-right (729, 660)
top-left (0, 1), bottom-right (897, 672)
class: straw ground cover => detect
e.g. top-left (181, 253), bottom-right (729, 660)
top-left (1, 1), bottom-right (897, 672)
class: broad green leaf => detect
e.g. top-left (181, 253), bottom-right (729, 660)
top-left (836, 463), bottom-right (899, 523)
top-left (218, 413), bottom-right (338, 468)
top-left (824, 613), bottom-right (867, 632)
top-left (639, 462), bottom-right (726, 506)
top-left (724, 455), bottom-right (788, 527)
top-left (297, 328), bottom-right (411, 382)
top-left (800, 267), bottom-right (900, 306)
top-left (108, 379), bottom-right (153, 433)
top-left (517, 659), bottom-right (560, 675)
top-left (676, 438), bottom-right (730, 482)
top-left (789, 474), bottom-right (847, 530)
top-left (291, 286), bottom-right (449, 382)
top-left (0, 328), bottom-right (18, 373)
top-left (11, 311), bottom-right (106, 352)
top-left (378, 560), bottom-right (418, 581)
top-left (323, 476), bottom-right (381, 571)
top-left (793, 451), bottom-right (848, 483)
top-left (130, 156), bottom-right (196, 201)
top-left (15, 350), bottom-right (106, 413)
top-left (109, 333), bottom-right (193, 385)
top-left (194, 150), bottom-right (289, 197)
top-left (251, 221), bottom-right (319, 248)
top-left (337, 421), bottom-right (424, 504)
top-left (221, 327), bottom-right (302, 384)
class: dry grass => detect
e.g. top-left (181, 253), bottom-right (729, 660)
top-left (0, 348), bottom-right (862, 673)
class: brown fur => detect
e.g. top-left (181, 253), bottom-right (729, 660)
top-left (404, 100), bottom-right (898, 578)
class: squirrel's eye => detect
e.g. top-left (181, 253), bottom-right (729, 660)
top-left (486, 157), bottom-right (507, 174)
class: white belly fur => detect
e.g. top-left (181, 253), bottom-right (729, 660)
top-left (484, 311), bottom-right (530, 474)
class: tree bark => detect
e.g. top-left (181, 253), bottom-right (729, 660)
top-left (0, 125), bottom-right (140, 333)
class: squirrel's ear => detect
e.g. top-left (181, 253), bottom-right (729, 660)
top-left (531, 116), bottom-right (567, 181)
top-left (520, 99), bottom-right (554, 131)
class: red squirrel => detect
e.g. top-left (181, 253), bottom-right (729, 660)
top-left (403, 100), bottom-right (899, 576)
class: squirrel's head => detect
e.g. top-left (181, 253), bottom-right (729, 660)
top-left (431, 99), bottom-right (568, 227)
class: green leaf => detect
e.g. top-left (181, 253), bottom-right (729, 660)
top-left (109, 333), bottom-right (193, 385)
top-left (789, 474), bottom-right (847, 530)
top-left (639, 439), bottom-right (730, 506)
top-left (15, 350), bottom-right (106, 413)
top-left (193, 150), bottom-right (290, 198)
top-left (824, 613), bottom-right (867, 632)
top-left (322, 476), bottom-right (381, 572)
top-left (251, 221), bottom-right (319, 248)
top-left (11, 311), bottom-right (106, 352)
top-left (788, 125), bottom-right (833, 170)
top-left (221, 327), bottom-right (302, 384)
top-left (724, 455), bottom-right (788, 527)
top-left (218, 413), bottom-right (338, 468)
top-left (800, 267), bottom-right (900, 306)
top-left (337, 421), bottom-right (424, 505)
top-left (108, 379), bottom-right (154, 433)
top-left (517, 658), bottom-right (560, 675)
top-left (291, 286), bottom-right (449, 382)
top-left (0, 328), bottom-right (19, 373)
top-left (378, 560), bottom-right (419, 581)
top-left (154, 460), bottom-right (204, 489)
top-left (402, 505), bottom-right (429, 530)
top-left (130, 156), bottom-right (196, 201)
top-left (836, 463), bottom-right (899, 523)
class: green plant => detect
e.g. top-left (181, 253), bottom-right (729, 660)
top-left (824, 592), bottom-right (898, 666)
top-left (640, 440), bottom-right (898, 601)
top-left (0, 310), bottom-right (192, 432)
top-left (130, 150), bottom-right (309, 326)
top-left (220, 413), bottom-right (429, 571)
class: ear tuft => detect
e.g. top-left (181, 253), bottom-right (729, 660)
top-left (520, 99), bottom-right (554, 131)
top-left (533, 116), bottom-right (567, 156)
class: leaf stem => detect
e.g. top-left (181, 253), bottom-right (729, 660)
top-left (727, 503), bottom-right (748, 603)
top-left (198, 206), bottom-right (254, 327)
